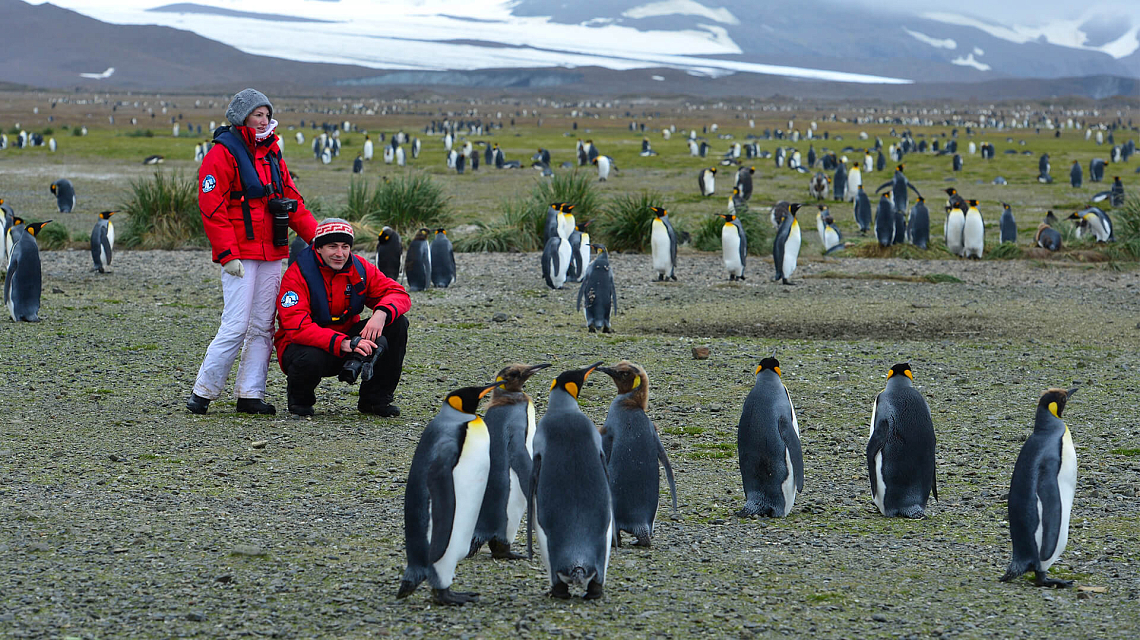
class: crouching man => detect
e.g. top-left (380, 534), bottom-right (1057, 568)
top-left (274, 218), bottom-right (411, 417)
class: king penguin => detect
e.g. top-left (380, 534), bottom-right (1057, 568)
top-left (718, 213), bottom-right (747, 280)
top-left (570, 221), bottom-right (591, 283)
top-left (698, 167), bottom-right (717, 196)
top-left (470, 363), bottom-right (551, 560)
top-left (542, 228), bottom-right (572, 290)
top-left (876, 164), bottom-right (921, 216)
top-left (375, 226), bottom-right (402, 281)
top-left (363, 134), bottom-right (373, 161)
top-left (736, 165), bottom-right (755, 201)
top-left (945, 204), bottom-right (966, 256)
top-left (1, 201), bottom-right (17, 274)
top-left (430, 228), bottom-right (456, 288)
top-left (649, 207), bottom-right (678, 281)
top-left (50, 179), bottom-right (76, 213)
top-left (853, 185), bottom-right (872, 234)
top-left (577, 244), bottom-right (617, 333)
top-left (875, 193), bottom-right (895, 247)
top-left (963, 199), bottom-right (984, 259)
top-left (1069, 161), bottom-right (1082, 188)
top-left (1001, 387), bottom-right (1078, 588)
top-left (529, 363), bottom-right (612, 600)
top-left (90, 210), bottom-right (115, 273)
top-left (352, 155), bottom-right (364, 174)
top-left (404, 228), bottom-right (432, 292)
top-left (999, 203), bottom-right (1017, 244)
top-left (544, 202), bottom-right (565, 244)
top-left (5, 221), bottom-right (51, 322)
top-left (908, 197), bottom-right (929, 249)
top-left (1035, 217), bottom-right (1063, 251)
top-left (820, 211), bottom-right (843, 254)
top-left (735, 357), bottom-right (804, 517)
top-left (597, 361), bottom-right (677, 546)
top-left (771, 203), bottom-right (802, 285)
top-left (833, 160), bottom-right (847, 202)
top-left (867, 363), bottom-right (938, 518)
top-left (397, 382), bottom-right (501, 605)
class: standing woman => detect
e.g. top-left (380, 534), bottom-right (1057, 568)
top-left (187, 88), bottom-right (317, 415)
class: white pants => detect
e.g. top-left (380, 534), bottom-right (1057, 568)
top-left (192, 259), bottom-right (282, 401)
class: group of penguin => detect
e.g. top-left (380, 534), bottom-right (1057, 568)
top-left (292, 224), bottom-right (456, 292)
top-left (537, 203), bottom-right (618, 333)
top-left (398, 358), bottom-right (1083, 604)
top-left (3, 188), bottom-right (117, 322)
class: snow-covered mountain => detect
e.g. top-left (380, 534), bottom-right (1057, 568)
top-left (23, 0), bottom-right (1140, 84)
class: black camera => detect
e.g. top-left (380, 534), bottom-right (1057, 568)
top-left (268, 197), bottom-right (297, 247)
top-left (339, 336), bottom-right (387, 384)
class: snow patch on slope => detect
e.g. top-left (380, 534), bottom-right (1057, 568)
top-left (923, 10), bottom-right (1140, 59)
top-left (951, 53), bottom-right (991, 71)
top-left (903, 27), bottom-right (957, 50)
top-left (623, 0), bottom-right (740, 25)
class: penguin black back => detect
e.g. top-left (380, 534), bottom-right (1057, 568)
top-left (867, 363), bottom-right (938, 518)
top-left (405, 228), bottom-right (432, 291)
top-left (908, 197), bottom-right (929, 249)
top-left (375, 226), bottom-right (402, 281)
top-left (430, 228), bottom-right (456, 288)
top-left (736, 357), bottom-right (804, 517)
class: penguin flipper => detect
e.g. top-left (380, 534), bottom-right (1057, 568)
top-left (908, 183), bottom-right (922, 197)
top-left (426, 442), bottom-right (461, 564)
top-left (874, 181), bottom-right (892, 193)
top-left (1035, 455), bottom-right (1064, 562)
top-left (866, 406), bottom-right (888, 500)
top-left (609, 270), bottom-right (618, 315)
top-left (656, 436), bottom-right (678, 514)
top-left (526, 453), bottom-right (541, 560)
top-left (778, 414), bottom-right (804, 493)
top-left (101, 234), bottom-right (113, 267)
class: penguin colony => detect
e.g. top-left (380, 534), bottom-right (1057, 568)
top-left (397, 359), bottom-right (1084, 603)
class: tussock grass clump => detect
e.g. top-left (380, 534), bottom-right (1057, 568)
top-left (846, 241), bottom-right (948, 259)
top-left (985, 242), bottom-right (1023, 260)
top-left (594, 191), bottom-right (666, 252)
top-left (692, 203), bottom-right (770, 256)
top-left (530, 171), bottom-right (603, 223)
top-left (358, 173), bottom-right (449, 234)
top-left (33, 222), bottom-right (70, 250)
top-left (1112, 194), bottom-right (1140, 259)
top-left (119, 171), bottom-right (203, 249)
top-left (454, 197), bottom-right (540, 253)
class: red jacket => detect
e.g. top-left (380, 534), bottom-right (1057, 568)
top-left (274, 251), bottom-right (411, 366)
top-left (199, 126), bottom-right (316, 264)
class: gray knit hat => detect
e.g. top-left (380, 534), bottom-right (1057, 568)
top-left (225, 88), bottom-right (273, 127)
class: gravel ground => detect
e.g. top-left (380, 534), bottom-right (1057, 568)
top-left (2, 247), bottom-right (1139, 639)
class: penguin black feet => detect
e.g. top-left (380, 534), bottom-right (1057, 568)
top-left (782, 279), bottom-right (795, 286)
top-left (396, 579), bottom-right (419, 599)
top-left (656, 274), bottom-right (664, 282)
top-left (489, 541), bottom-right (526, 560)
top-left (602, 326), bottom-right (614, 334)
top-left (634, 535), bottom-right (652, 548)
top-left (584, 580), bottom-right (604, 600)
top-left (432, 588), bottom-right (479, 605)
top-left (729, 275), bottom-right (737, 281)
top-left (549, 582), bottom-right (571, 599)
top-left (588, 326), bottom-right (597, 333)
top-left (1033, 572), bottom-right (1074, 589)
top-left (669, 275), bottom-right (677, 282)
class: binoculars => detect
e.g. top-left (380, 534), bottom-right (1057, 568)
top-left (339, 336), bottom-right (388, 384)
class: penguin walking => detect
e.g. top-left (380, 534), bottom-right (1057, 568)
top-left (1001, 388), bottom-right (1078, 588)
top-left (945, 204), bottom-right (966, 256)
top-left (375, 226), bottom-right (402, 281)
top-left (397, 383), bottom-right (500, 605)
top-left (593, 155), bottom-right (612, 182)
top-left (470, 363), bottom-right (551, 560)
top-left (999, 203), bottom-right (1017, 244)
top-left (528, 363), bottom-right (612, 600)
top-left (50, 179), bottom-right (76, 213)
top-left (963, 200), bottom-right (984, 259)
top-left (698, 167), bottom-right (717, 196)
top-left (649, 207), bottom-right (678, 281)
top-left (908, 197), bottom-right (929, 249)
top-left (867, 363), bottom-right (938, 518)
top-left (5, 221), bottom-right (51, 322)
top-left (597, 361), bottom-right (677, 546)
top-left (430, 228), bottom-right (456, 288)
top-left (404, 228), bottom-right (432, 292)
top-left (363, 135), bottom-right (373, 160)
top-left (952, 154), bottom-right (963, 172)
top-left (735, 357), bottom-right (804, 518)
top-left (1069, 161), bottom-right (1082, 188)
top-left (542, 233), bottom-right (572, 290)
top-left (383, 145), bottom-right (395, 164)
top-left (1035, 216), bottom-right (1063, 251)
top-left (771, 204), bottom-right (802, 285)
top-left (90, 211), bottom-right (115, 273)
top-left (735, 166), bottom-right (755, 201)
top-left (875, 193), bottom-right (895, 247)
top-left (577, 244), bottom-right (617, 333)
top-left (1089, 158), bottom-right (1105, 182)
top-left (719, 213), bottom-right (747, 280)
top-left (876, 164), bottom-right (922, 216)
top-left (853, 185), bottom-right (872, 234)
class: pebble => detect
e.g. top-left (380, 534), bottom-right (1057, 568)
top-left (108, 454), bottom-right (121, 462)
top-left (231, 544), bottom-right (266, 557)
top-left (251, 440), bottom-right (269, 449)
top-left (185, 612), bottom-right (206, 622)
top-left (692, 346), bottom-right (710, 360)
top-left (872, 614), bottom-right (888, 622)
top-left (492, 312), bottom-right (508, 322)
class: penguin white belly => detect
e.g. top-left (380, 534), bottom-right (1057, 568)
top-left (721, 227), bottom-right (742, 276)
top-left (535, 501), bottom-right (552, 576)
top-left (963, 212), bottom-right (984, 258)
top-left (525, 402), bottom-right (536, 455)
top-left (553, 239), bottom-right (571, 288)
top-left (824, 226), bottom-right (840, 252)
top-left (107, 222), bottom-right (115, 249)
top-left (782, 223), bottom-right (801, 279)
top-left (1043, 429), bottom-right (1078, 570)
top-left (946, 213), bottom-right (965, 255)
top-left (780, 449), bottom-right (796, 516)
top-left (577, 233), bottom-right (590, 280)
top-left (100, 245), bottom-right (109, 269)
top-left (559, 215), bottom-right (575, 240)
top-left (431, 426), bottom-right (490, 588)
top-left (1085, 215), bottom-right (1109, 242)
top-left (601, 515), bottom-right (614, 585)
top-left (872, 451), bottom-right (887, 515)
top-left (847, 169), bottom-right (861, 200)
top-left (506, 468), bottom-right (526, 543)
top-left (651, 222), bottom-right (672, 275)
top-left (816, 215), bottom-right (826, 244)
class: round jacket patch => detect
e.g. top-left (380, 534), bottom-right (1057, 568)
top-left (280, 291), bottom-right (299, 308)
top-left (202, 175), bottom-right (216, 193)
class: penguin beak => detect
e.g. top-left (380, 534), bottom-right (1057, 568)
top-left (596, 366), bottom-right (617, 378)
top-left (525, 363), bottom-right (552, 377)
top-left (478, 381), bottom-right (506, 399)
top-left (583, 361), bottom-right (604, 380)
top-left (1066, 387), bottom-right (1079, 398)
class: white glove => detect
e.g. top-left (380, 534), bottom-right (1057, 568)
top-left (222, 259), bottom-right (245, 278)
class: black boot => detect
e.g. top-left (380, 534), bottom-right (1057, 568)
top-left (236, 398), bottom-right (276, 415)
top-left (186, 393), bottom-right (210, 415)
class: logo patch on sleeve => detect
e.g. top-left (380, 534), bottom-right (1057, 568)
top-left (202, 175), bottom-right (216, 193)
top-left (280, 291), bottom-right (299, 308)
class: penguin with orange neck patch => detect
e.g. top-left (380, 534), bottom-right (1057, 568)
top-left (867, 363), bottom-right (938, 518)
top-left (398, 382), bottom-right (502, 605)
top-left (597, 361), bottom-right (677, 546)
top-left (529, 363), bottom-right (612, 600)
top-left (735, 357), bottom-right (803, 517)
top-left (1002, 388), bottom-right (1078, 588)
